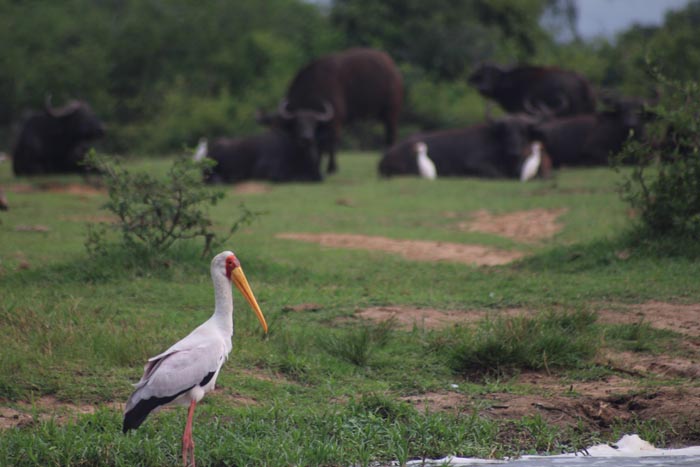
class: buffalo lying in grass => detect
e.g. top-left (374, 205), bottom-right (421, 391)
top-left (379, 115), bottom-right (551, 180)
top-left (196, 130), bottom-right (321, 184)
top-left (12, 98), bottom-right (104, 176)
top-left (531, 97), bottom-right (649, 167)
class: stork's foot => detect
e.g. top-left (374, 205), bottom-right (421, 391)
top-left (182, 434), bottom-right (195, 467)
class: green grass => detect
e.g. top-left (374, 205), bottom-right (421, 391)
top-left (1, 152), bottom-right (699, 465)
top-left (441, 310), bottom-right (600, 377)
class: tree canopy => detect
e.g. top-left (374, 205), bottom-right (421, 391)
top-left (0, 0), bottom-right (697, 153)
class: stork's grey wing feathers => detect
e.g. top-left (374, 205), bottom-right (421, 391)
top-left (125, 341), bottom-right (226, 413)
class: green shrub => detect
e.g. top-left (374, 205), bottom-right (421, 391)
top-left (616, 67), bottom-right (700, 240)
top-left (84, 153), bottom-right (260, 257)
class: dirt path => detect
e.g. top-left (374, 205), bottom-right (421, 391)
top-left (276, 233), bottom-right (524, 266)
top-left (457, 208), bottom-right (567, 243)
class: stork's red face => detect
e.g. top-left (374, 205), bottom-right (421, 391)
top-left (225, 254), bottom-right (240, 280)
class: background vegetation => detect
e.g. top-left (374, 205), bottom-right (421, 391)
top-left (1, 0), bottom-right (698, 154)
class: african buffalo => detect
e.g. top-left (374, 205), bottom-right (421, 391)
top-left (12, 98), bottom-right (105, 176)
top-left (267, 48), bottom-right (403, 178)
top-left (531, 97), bottom-right (647, 167)
top-left (196, 130), bottom-right (321, 184)
top-left (468, 63), bottom-right (596, 117)
top-left (379, 115), bottom-right (551, 180)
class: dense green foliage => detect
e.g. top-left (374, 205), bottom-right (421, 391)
top-left (0, 0), bottom-right (339, 152)
top-left (2, 0), bottom-right (698, 154)
top-left (617, 69), bottom-right (700, 240)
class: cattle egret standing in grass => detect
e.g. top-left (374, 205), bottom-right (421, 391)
top-left (123, 250), bottom-right (268, 467)
top-left (415, 142), bottom-right (437, 180)
top-left (520, 141), bottom-right (542, 182)
top-left (192, 138), bottom-right (208, 162)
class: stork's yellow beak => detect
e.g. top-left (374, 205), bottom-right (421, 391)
top-left (231, 267), bottom-right (268, 334)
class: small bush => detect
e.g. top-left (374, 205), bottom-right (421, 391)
top-left (443, 310), bottom-right (599, 377)
top-left (617, 65), bottom-right (700, 240)
top-left (84, 153), bottom-right (260, 257)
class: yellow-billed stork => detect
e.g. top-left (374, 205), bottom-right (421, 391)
top-left (123, 250), bottom-right (268, 467)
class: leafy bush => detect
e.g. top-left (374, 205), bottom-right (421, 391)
top-left (616, 68), bottom-right (700, 240)
top-left (84, 153), bottom-right (260, 257)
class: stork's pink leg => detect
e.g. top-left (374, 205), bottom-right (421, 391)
top-left (182, 400), bottom-right (197, 467)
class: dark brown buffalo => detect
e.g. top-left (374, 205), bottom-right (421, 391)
top-left (531, 98), bottom-right (646, 167)
top-left (197, 130), bottom-right (321, 184)
top-left (12, 98), bottom-right (104, 176)
top-left (379, 115), bottom-right (550, 180)
top-left (270, 48), bottom-right (403, 178)
top-left (468, 63), bottom-right (596, 117)
top-left (0, 188), bottom-right (7, 211)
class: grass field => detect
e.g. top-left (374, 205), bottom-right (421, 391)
top-left (1, 152), bottom-right (699, 466)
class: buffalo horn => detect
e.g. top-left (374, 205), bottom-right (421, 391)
top-left (277, 99), bottom-right (295, 119)
top-left (314, 100), bottom-right (334, 122)
top-left (45, 95), bottom-right (82, 118)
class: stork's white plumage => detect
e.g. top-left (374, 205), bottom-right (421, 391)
top-left (192, 138), bottom-right (208, 162)
top-left (123, 250), bottom-right (268, 467)
top-left (520, 141), bottom-right (542, 182)
top-left (415, 142), bottom-right (437, 180)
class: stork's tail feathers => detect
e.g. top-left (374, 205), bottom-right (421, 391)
top-left (123, 395), bottom-right (170, 433)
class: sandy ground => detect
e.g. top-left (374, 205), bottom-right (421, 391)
top-left (277, 208), bottom-right (569, 266)
top-left (0, 396), bottom-right (99, 430)
top-left (231, 181), bottom-right (271, 194)
top-left (277, 233), bottom-right (524, 266)
top-left (6, 182), bottom-right (105, 196)
top-left (458, 208), bottom-right (567, 243)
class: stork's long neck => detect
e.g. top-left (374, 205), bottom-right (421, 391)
top-left (211, 272), bottom-right (234, 337)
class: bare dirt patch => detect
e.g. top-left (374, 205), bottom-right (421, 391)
top-left (605, 351), bottom-right (700, 379)
top-left (221, 393), bottom-right (260, 407)
top-left (481, 385), bottom-right (700, 434)
top-left (44, 183), bottom-right (105, 196)
top-left (400, 373), bottom-right (700, 444)
top-left (232, 182), bottom-right (271, 194)
top-left (276, 233), bottom-right (524, 266)
top-left (60, 214), bottom-right (119, 223)
top-left (352, 306), bottom-right (530, 331)
top-left (458, 208), bottom-right (567, 243)
top-left (598, 301), bottom-right (700, 338)
top-left (0, 396), bottom-right (97, 430)
top-left (7, 182), bottom-right (105, 196)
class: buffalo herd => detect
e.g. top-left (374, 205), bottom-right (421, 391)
top-left (196, 52), bottom-right (653, 184)
top-left (2, 47), bottom-right (654, 192)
